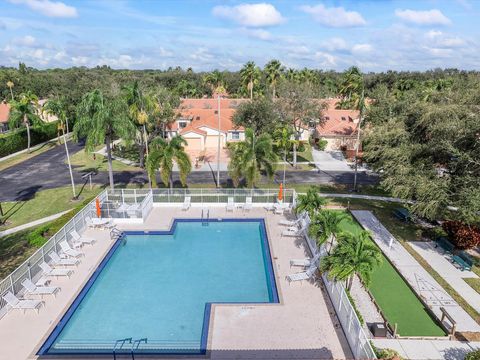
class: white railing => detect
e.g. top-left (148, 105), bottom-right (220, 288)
top-left (0, 192), bottom-right (107, 319)
top-left (304, 230), bottom-right (376, 359)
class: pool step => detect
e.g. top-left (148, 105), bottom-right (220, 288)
top-left (110, 228), bottom-right (125, 242)
top-left (201, 209), bottom-right (210, 226)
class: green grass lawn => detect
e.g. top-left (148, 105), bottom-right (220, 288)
top-left (0, 185), bottom-right (104, 230)
top-left (337, 213), bottom-right (446, 336)
top-left (465, 278), bottom-right (480, 295)
top-left (0, 228), bottom-right (39, 279)
top-left (69, 148), bottom-right (141, 172)
top-left (286, 143), bottom-right (314, 163)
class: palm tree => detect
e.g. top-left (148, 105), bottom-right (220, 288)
top-left (285, 68), bottom-right (298, 82)
top-left (273, 127), bottom-right (293, 187)
top-left (6, 81), bottom-right (14, 100)
top-left (43, 98), bottom-right (76, 198)
top-left (9, 91), bottom-right (41, 153)
top-left (320, 230), bottom-right (383, 290)
top-left (74, 89), bottom-right (135, 190)
top-left (203, 70), bottom-right (224, 93)
top-left (309, 210), bottom-right (349, 252)
top-left (228, 128), bottom-right (277, 187)
top-left (240, 61), bottom-right (261, 100)
top-left (264, 59), bottom-right (283, 98)
top-left (295, 187), bottom-right (326, 216)
top-left (146, 135), bottom-right (191, 188)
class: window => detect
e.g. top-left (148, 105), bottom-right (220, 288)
top-left (341, 116), bottom-right (346, 121)
top-left (178, 121), bottom-right (187, 129)
top-left (231, 131), bottom-right (240, 140)
top-left (196, 116), bottom-right (200, 120)
top-left (214, 110), bottom-right (218, 114)
top-left (324, 116), bottom-right (330, 121)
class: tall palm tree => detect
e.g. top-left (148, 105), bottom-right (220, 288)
top-left (9, 91), bottom-right (40, 153)
top-left (273, 126), bottom-right (293, 187)
top-left (295, 187), bottom-right (326, 216)
top-left (240, 61), bottom-right (261, 100)
top-left (320, 230), bottom-right (383, 290)
top-left (309, 210), bottom-right (349, 252)
top-left (264, 59), bottom-right (283, 98)
top-left (228, 128), bottom-right (277, 187)
top-left (146, 135), bottom-right (191, 188)
top-left (6, 81), bottom-right (14, 100)
top-left (285, 68), bottom-right (298, 82)
top-left (203, 70), bottom-right (224, 93)
top-left (43, 98), bottom-right (76, 198)
top-left (74, 89), bottom-right (135, 190)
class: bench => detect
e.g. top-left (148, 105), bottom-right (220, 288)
top-left (435, 236), bottom-right (455, 255)
top-left (393, 208), bottom-right (412, 222)
top-left (452, 253), bottom-right (473, 271)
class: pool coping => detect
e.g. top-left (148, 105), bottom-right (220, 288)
top-left (37, 218), bottom-right (279, 357)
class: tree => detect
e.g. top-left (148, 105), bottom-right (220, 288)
top-left (203, 70), bottom-right (224, 93)
top-left (146, 135), bottom-right (191, 188)
top-left (43, 98), bottom-right (76, 198)
top-left (9, 91), bottom-right (41, 153)
top-left (228, 128), bottom-right (277, 187)
top-left (276, 81), bottom-right (325, 166)
top-left (338, 66), bottom-right (363, 108)
top-left (6, 81), bottom-right (14, 100)
top-left (264, 59), bottom-right (283, 98)
top-left (309, 210), bottom-right (349, 252)
top-left (240, 61), bottom-right (261, 100)
top-left (232, 98), bottom-right (280, 135)
top-left (320, 230), bottom-right (383, 290)
top-left (295, 187), bottom-right (326, 216)
top-left (273, 126), bottom-right (294, 186)
top-left (74, 89), bottom-right (135, 190)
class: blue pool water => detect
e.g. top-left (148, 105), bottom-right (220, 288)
top-left (40, 219), bottom-right (277, 355)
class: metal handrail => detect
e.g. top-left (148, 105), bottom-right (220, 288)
top-left (113, 337), bottom-right (132, 360)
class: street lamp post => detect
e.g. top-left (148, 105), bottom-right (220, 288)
top-left (216, 95), bottom-right (221, 188)
top-left (353, 90), bottom-right (365, 192)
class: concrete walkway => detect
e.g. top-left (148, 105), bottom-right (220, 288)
top-left (319, 192), bottom-right (409, 203)
top-left (410, 241), bottom-right (480, 313)
top-left (351, 210), bottom-right (480, 333)
top-left (0, 209), bottom-right (72, 237)
top-left (373, 338), bottom-right (480, 360)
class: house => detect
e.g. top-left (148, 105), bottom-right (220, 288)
top-left (314, 99), bottom-right (360, 151)
top-left (0, 101), bottom-right (10, 133)
top-left (167, 98), bottom-right (248, 152)
top-left (37, 99), bottom-right (58, 123)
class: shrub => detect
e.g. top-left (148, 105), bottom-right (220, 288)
top-left (376, 348), bottom-right (404, 360)
top-left (316, 138), bottom-right (328, 151)
top-left (465, 350), bottom-right (480, 360)
top-left (297, 141), bottom-right (306, 152)
top-left (442, 220), bottom-right (480, 249)
top-left (345, 289), bottom-right (364, 325)
top-left (0, 122), bottom-right (59, 157)
top-left (422, 226), bottom-right (447, 241)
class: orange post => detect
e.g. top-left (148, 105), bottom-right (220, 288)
top-left (278, 183), bottom-right (283, 202)
top-left (95, 198), bottom-right (101, 218)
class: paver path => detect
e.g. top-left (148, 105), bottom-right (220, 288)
top-left (410, 241), bottom-right (480, 313)
top-left (351, 210), bottom-right (480, 333)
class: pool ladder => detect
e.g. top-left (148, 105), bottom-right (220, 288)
top-left (113, 337), bottom-right (147, 360)
top-left (201, 209), bottom-right (210, 226)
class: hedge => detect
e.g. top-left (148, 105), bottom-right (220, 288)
top-left (0, 121), bottom-right (59, 157)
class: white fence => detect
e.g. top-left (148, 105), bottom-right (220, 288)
top-left (304, 231), bottom-right (376, 359)
top-left (0, 192), bottom-right (107, 319)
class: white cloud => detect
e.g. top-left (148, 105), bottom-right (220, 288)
top-left (240, 28), bottom-right (272, 40)
top-left (395, 9), bottom-right (451, 26)
top-left (300, 4), bottom-right (366, 27)
top-left (212, 3), bottom-right (284, 27)
top-left (322, 37), bottom-right (349, 52)
top-left (13, 35), bottom-right (36, 47)
top-left (352, 43), bottom-right (373, 54)
top-left (9, 0), bottom-right (78, 18)
top-left (425, 31), bottom-right (465, 48)
top-left (313, 51), bottom-right (337, 67)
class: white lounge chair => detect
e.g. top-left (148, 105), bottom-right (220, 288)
top-left (279, 212), bottom-right (306, 227)
top-left (60, 241), bottom-right (84, 258)
top-left (182, 196), bottom-right (191, 211)
top-left (71, 230), bottom-right (96, 246)
top-left (244, 197), bottom-right (253, 212)
top-left (290, 252), bottom-right (321, 268)
top-left (86, 216), bottom-right (114, 229)
top-left (3, 292), bottom-right (44, 313)
top-left (282, 225), bottom-right (307, 237)
top-left (286, 265), bottom-right (317, 284)
top-left (226, 197), bottom-right (234, 212)
top-left (21, 279), bottom-right (60, 298)
top-left (49, 252), bottom-right (80, 267)
top-left (39, 262), bottom-right (73, 278)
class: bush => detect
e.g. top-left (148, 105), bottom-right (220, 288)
top-left (0, 121), bottom-right (59, 157)
top-left (465, 349), bottom-right (480, 360)
top-left (376, 348), bottom-right (404, 360)
top-left (345, 289), bottom-right (364, 325)
top-left (297, 141), bottom-right (306, 152)
top-left (442, 220), bottom-right (480, 249)
top-left (422, 226), bottom-right (447, 241)
top-left (316, 138), bottom-right (328, 151)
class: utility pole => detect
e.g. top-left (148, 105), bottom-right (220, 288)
top-left (216, 94), bottom-right (221, 188)
top-left (353, 90), bottom-right (364, 192)
top-left (63, 124), bottom-right (76, 199)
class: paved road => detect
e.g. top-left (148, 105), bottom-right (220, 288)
top-left (0, 142), bottom-right (378, 202)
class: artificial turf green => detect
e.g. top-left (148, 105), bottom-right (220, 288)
top-left (336, 213), bottom-right (446, 336)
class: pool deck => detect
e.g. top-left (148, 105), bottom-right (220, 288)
top-left (0, 206), bottom-right (352, 360)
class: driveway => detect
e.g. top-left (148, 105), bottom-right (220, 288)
top-left (0, 142), bottom-right (378, 202)
top-left (312, 149), bottom-right (353, 172)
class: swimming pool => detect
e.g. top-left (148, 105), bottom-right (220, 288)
top-left (39, 219), bottom-right (278, 355)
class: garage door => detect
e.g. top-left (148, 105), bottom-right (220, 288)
top-left (185, 138), bottom-right (203, 150)
top-left (205, 135), bottom-right (222, 148)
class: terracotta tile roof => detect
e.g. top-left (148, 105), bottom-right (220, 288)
top-left (0, 102), bottom-right (10, 123)
top-left (180, 98), bottom-right (247, 111)
top-left (316, 99), bottom-right (360, 137)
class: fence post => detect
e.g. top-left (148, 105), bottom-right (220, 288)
top-left (134, 188), bottom-right (137, 204)
top-left (9, 276), bottom-right (14, 293)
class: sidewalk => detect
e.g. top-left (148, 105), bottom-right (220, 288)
top-left (0, 209), bottom-right (72, 237)
top-left (351, 210), bottom-right (480, 333)
top-left (373, 338), bottom-right (480, 360)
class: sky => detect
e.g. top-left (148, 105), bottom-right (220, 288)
top-left (0, 0), bottom-right (479, 72)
